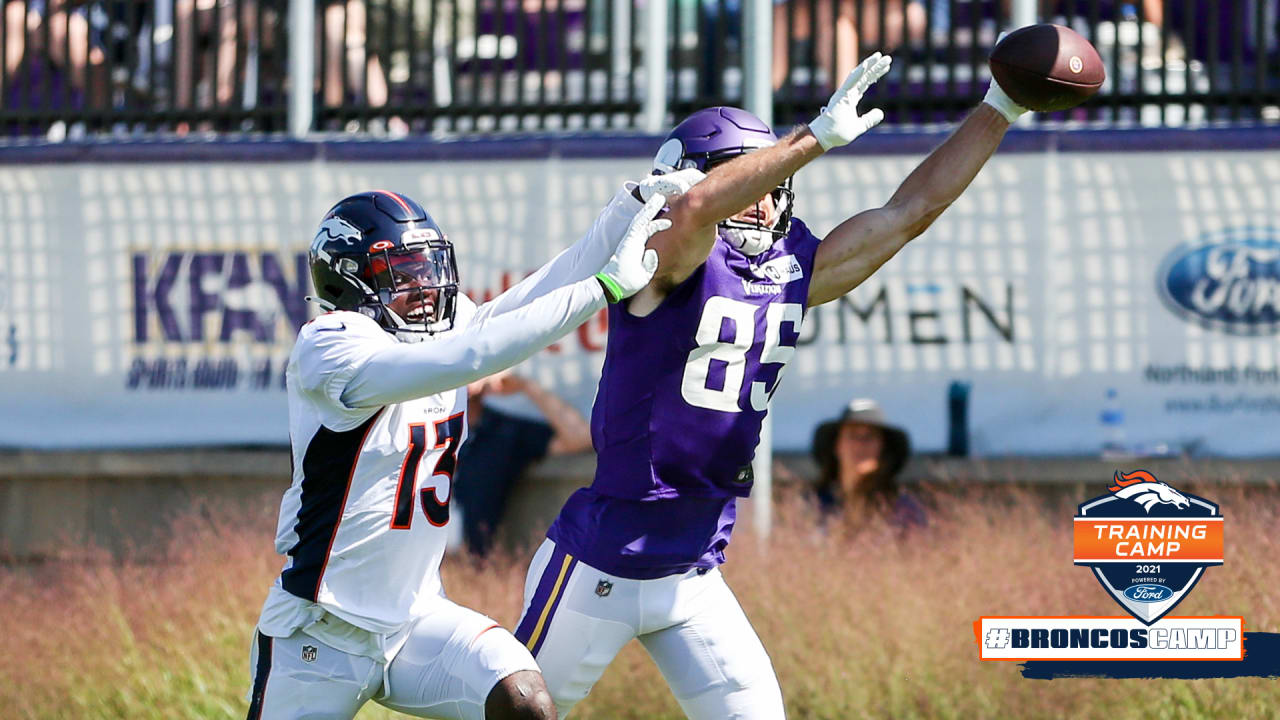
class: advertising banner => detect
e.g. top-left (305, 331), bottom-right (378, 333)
top-left (1, 146), bottom-right (1276, 454)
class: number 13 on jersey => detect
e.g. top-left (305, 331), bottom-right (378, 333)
top-left (680, 298), bottom-right (803, 413)
top-left (391, 412), bottom-right (464, 529)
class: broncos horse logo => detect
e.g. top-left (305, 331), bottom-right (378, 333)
top-left (314, 216), bottom-right (363, 249)
top-left (1107, 470), bottom-right (1191, 513)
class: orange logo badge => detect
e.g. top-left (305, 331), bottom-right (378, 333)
top-left (1074, 470), bottom-right (1223, 624)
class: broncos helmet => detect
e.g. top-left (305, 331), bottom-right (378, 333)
top-left (308, 190), bottom-right (458, 337)
top-left (652, 106), bottom-right (794, 256)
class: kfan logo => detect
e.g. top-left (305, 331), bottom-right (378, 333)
top-left (132, 251), bottom-right (310, 344)
top-left (1074, 470), bottom-right (1224, 625)
top-left (1157, 227), bottom-right (1280, 335)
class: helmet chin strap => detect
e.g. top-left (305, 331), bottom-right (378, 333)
top-left (723, 227), bottom-right (775, 256)
top-left (304, 295), bottom-right (339, 312)
top-left (382, 308), bottom-right (430, 343)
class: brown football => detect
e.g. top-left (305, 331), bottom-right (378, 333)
top-left (989, 24), bottom-right (1105, 112)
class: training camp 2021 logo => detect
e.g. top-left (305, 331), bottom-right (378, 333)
top-left (976, 470), bottom-right (1244, 664)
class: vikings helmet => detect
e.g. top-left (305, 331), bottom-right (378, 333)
top-left (308, 190), bottom-right (458, 337)
top-left (652, 106), bottom-right (794, 256)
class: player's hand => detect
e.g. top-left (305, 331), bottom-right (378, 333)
top-left (807, 52), bottom-right (892, 151)
top-left (983, 31), bottom-right (1029, 122)
top-left (637, 168), bottom-right (707, 204)
top-left (595, 194), bottom-right (668, 303)
top-left (982, 76), bottom-right (1029, 122)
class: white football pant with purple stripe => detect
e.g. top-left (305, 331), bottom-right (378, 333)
top-left (515, 539), bottom-right (786, 719)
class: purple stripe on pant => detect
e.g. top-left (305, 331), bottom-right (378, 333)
top-left (514, 543), bottom-right (577, 657)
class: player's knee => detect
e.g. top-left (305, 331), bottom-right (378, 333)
top-left (485, 670), bottom-right (556, 720)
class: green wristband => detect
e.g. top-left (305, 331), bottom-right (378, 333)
top-left (595, 273), bottom-right (625, 304)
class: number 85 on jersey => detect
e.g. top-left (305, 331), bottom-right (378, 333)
top-left (680, 299), bottom-right (803, 413)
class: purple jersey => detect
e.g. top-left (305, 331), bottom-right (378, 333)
top-left (548, 219), bottom-right (821, 579)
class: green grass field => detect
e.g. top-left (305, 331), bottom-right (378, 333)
top-left (4, 485), bottom-right (1277, 719)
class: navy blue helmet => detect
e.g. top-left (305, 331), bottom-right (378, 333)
top-left (308, 190), bottom-right (459, 336)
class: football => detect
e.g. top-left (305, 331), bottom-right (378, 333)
top-left (988, 24), bottom-right (1105, 112)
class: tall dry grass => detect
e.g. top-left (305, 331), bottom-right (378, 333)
top-left (3, 484), bottom-right (1278, 719)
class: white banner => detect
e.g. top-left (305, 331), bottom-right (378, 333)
top-left (976, 616), bottom-right (1245, 661)
top-left (2, 148), bottom-right (1278, 454)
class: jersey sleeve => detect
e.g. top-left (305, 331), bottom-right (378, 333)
top-left (339, 276), bottom-right (606, 408)
top-left (291, 312), bottom-right (391, 430)
top-left (471, 183), bottom-right (642, 324)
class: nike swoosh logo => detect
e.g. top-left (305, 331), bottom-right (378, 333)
top-left (315, 323), bottom-right (347, 332)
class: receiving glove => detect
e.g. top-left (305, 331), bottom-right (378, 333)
top-left (982, 75), bottom-right (1030, 123)
top-left (595, 194), bottom-right (669, 303)
top-left (984, 31), bottom-right (1030, 123)
top-left (807, 52), bottom-right (893, 151)
top-left (636, 167), bottom-right (707, 203)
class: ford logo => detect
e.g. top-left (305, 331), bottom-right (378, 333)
top-left (1157, 228), bottom-right (1280, 335)
top-left (1124, 584), bottom-right (1173, 603)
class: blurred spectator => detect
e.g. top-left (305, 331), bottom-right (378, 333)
top-left (3, 0), bottom-right (108, 109)
top-left (175, 0), bottom-right (242, 110)
top-left (453, 370), bottom-right (592, 557)
top-left (1023, 0), bottom-right (1164, 27)
top-left (773, 0), bottom-right (925, 90)
top-left (320, 0), bottom-right (390, 122)
top-left (810, 397), bottom-right (925, 531)
top-left (4, 0), bottom-right (26, 89)
top-left (698, 0), bottom-right (741, 99)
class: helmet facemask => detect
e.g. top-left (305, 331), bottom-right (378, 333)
top-left (719, 176), bottom-right (794, 257)
top-left (361, 243), bottom-right (459, 337)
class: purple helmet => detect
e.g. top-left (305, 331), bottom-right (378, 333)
top-left (653, 107), bottom-right (794, 255)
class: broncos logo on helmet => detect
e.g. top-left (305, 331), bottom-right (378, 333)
top-left (1107, 470), bottom-right (1191, 513)
top-left (314, 216), bottom-right (362, 247)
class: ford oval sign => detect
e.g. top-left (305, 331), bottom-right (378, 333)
top-left (1123, 584), bottom-right (1174, 603)
top-left (1157, 228), bottom-right (1280, 335)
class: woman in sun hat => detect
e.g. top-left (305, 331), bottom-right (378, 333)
top-left (811, 397), bottom-right (926, 530)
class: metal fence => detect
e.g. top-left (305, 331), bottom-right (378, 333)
top-left (0, 0), bottom-right (289, 136)
top-left (313, 0), bottom-right (645, 133)
top-left (0, 0), bottom-right (1276, 139)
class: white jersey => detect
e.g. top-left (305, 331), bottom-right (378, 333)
top-left (270, 299), bottom-right (477, 636)
top-left (257, 182), bottom-right (646, 647)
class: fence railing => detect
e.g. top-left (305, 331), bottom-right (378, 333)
top-left (1, 0), bottom-right (1276, 140)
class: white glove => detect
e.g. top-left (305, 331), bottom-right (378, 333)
top-left (637, 167), bottom-right (707, 203)
top-left (807, 52), bottom-right (893, 151)
top-left (595, 194), bottom-right (668, 303)
top-left (983, 76), bottom-right (1029, 123)
top-left (984, 32), bottom-right (1029, 123)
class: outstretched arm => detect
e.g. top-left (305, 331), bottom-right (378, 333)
top-left (474, 171), bottom-right (709, 322)
top-left (642, 54), bottom-right (894, 296)
top-left (342, 278), bottom-right (606, 407)
top-left (471, 183), bottom-right (642, 324)
top-left (339, 195), bottom-right (671, 407)
top-left (646, 129), bottom-right (824, 292)
top-left (807, 83), bottom-right (1028, 307)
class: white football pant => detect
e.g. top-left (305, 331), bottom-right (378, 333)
top-left (515, 539), bottom-right (786, 719)
top-left (246, 599), bottom-right (538, 720)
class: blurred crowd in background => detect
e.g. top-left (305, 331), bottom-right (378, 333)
top-left (0, 0), bottom-right (1277, 137)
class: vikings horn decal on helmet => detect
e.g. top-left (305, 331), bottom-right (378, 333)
top-left (653, 106), bottom-right (794, 256)
top-left (308, 190), bottom-right (459, 337)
